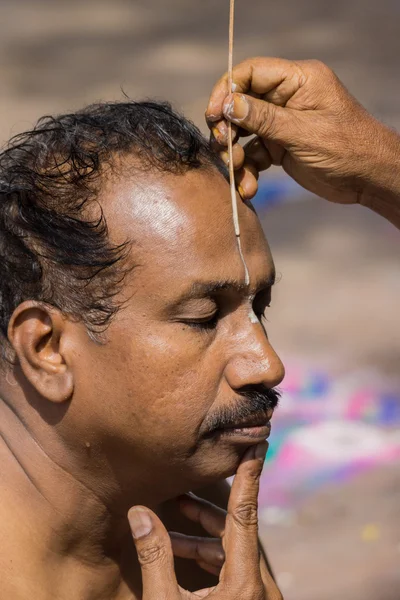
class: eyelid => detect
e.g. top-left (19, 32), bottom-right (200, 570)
top-left (179, 311), bottom-right (218, 324)
top-left (180, 311), bottom-right (219, 333)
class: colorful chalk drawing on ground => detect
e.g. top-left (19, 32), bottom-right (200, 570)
top-left (253, 174), bottom-right (400, 516)
top-left (259, 361), bottom-right (400, 516)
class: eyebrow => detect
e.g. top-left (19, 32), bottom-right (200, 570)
top-left (172, 271), bottom-right (276, 306)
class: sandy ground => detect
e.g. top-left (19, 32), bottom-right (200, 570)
top-left (0, 1), bottom-right (399, 598)
top-left (264, 465), bottom-right (400, 600)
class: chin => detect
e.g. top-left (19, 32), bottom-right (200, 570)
top-left (187, 449), bottom-right (243, 491)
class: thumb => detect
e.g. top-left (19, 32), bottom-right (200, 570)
top-left (128, 506), bottom-right (180, 600)
top-left (223, 93), bottom-right (295, 146)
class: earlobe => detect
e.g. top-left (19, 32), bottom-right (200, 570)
top-left (7, 301), bottom-right (74, 403)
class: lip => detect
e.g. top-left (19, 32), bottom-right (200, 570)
top-left (213, 422), bottom-right (271, 443)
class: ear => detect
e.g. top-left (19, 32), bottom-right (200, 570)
top-left (7, 301), bottom-right (74, 403)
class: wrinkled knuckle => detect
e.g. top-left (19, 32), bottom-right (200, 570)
top-left (309, 59), bottom-right (335, 79)
top-left (307, 58), bottom-right (326, 71)
top-left (240, 56), bottom-right (259, 67)
top-left (232, 501), bottom-right (259, 528)
top-left (287, 62), bottom-right (308, 88)
top-left (280, 65), bottom-right (299, 85)
top-left (252, 56), bottom-right (269, 68)
top-left (137, 543), bottom-right (167, 567)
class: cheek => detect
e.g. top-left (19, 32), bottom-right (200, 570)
top-left (111, 327), bottom-right (222, 442)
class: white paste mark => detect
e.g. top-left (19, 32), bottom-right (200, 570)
top-left (237, 235), bottom-right (250, 286)
top-left (247, 295), bottom-right (257, 323)
top-left (248, 308), bottom-right (259, 324)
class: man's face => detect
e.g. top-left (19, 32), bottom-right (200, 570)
top-left (71, 167), bottom-right (284, 506)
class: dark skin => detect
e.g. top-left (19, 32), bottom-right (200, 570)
top-left (161, 480), bottom-right (274, 589)
top-left (0, 166), bottom-right (284, 599)
top-left (128, 444), bottom-right (282, 600)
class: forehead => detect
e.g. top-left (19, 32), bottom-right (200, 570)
top-left (103, 168), bottom-right (274, 295)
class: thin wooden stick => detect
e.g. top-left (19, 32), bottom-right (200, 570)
top-left (227, 0), bottom-right (250, 284)
top-left (227, 0), bottom-right (239, 237)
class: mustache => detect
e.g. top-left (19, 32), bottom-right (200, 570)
top-left (201, 386), bottom-right (281, 436)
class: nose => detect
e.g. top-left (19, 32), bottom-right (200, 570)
top-left (224, 320), bottom-right (285, 391)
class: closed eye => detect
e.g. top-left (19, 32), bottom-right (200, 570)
top-left (181, 312), bottom-right (219, 331)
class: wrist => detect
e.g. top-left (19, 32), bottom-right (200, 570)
top-left (359, 121), bottom-right (400, 226)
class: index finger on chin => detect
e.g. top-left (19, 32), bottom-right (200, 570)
top-left (223, 443), bottom-right (268, 579)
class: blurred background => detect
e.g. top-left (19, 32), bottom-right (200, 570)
top-left (0, 1), bottom-right (399, 598)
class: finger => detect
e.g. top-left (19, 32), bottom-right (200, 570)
top-left (209, 133), bottom-right (244, 172)
top-left (235, 163), bottom-right (259, 201)
top-left (206, 57), bottom-right (305, 121)
top-left (263, 139), bottom-right (287, 167)
top-left (219, 143), bottom-right (245, 171)
top-left (223, 443), bottom-right (269, 582)
top-left (209, 119), bottom-right (239, 146)
top-left (196, 560), bottom-right (222, 578)
top-left (244, 135), bottom-right (285, 168)
top-left (206, 72), bottom-right (229, 125)
top-left (259, 543), bottom-right (277, 584)
top-left (263, 74), bottom-right (303, 107)
top-left (223, 93), bottom-right (296, 146)
top-left (260, 566), bottom-right (284, 600)
top-left (209, 131), bottom-right (222, 154)
top-left (258, 544), bottom-right (283, 599)
top-left (243, 136), bottom-right (273, 172)
top-left (178, 493), bottom-right (226, 538)
top-left (170, 532), bottom-right (225, 567)
top-left (209, 120), bottom-right (251, 147)
top-left (128, 506), bottom-right (179, 600)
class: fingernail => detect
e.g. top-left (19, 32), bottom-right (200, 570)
top-left (223, 94), bottom-right (249, 122)
top-left (207, 112), bottom-right (219, 122)
top-left (221, 150), bottom-right (229, 165)
top-left (212, 121), bottom-right (228, 144)
top-left (128, 507), bottom-right (153, 539)
top-left (238, 185), bottom-right (245, 199)
top-left (255, 442), bottom-right (269, 461)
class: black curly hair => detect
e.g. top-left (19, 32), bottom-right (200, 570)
top-left (0, 100), bottom-right (226, 355)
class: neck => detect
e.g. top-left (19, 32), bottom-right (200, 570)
top-left (0, 392), bottom-right (143, 600)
